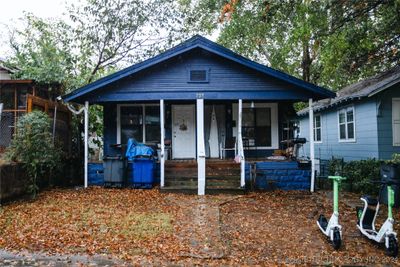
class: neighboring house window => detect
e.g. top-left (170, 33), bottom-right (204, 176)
top-left (314, 115), bottom-right (322, 142)
top-left (338, 106), bottom-right (355, 141)
top-left (393, 98), bottom-right (400, 146)
top-left (118, 105), bottom-right (160, 144)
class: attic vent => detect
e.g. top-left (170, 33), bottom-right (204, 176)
top-left (188, 69), bottom-right (209, 83)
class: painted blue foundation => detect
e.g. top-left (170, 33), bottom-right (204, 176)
top-left (254, 161), bottom-right (311, 190)
top-left (88, 163), bottom-right (104, 186)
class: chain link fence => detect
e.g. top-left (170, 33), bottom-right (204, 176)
top-left (0, 112), bottom-right (15, 153)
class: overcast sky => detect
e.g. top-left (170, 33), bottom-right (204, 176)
top-left (0, 0), bottom-right (80, 57)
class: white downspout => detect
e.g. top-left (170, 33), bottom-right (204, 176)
top-left (84, 101), bottom-right (89, 189)
top-left (160, 99), bottom-right (165, 187)
top-left (197, 99), bottom-right (206, 195)
top-left (309, 98), bottom-right (315, 192)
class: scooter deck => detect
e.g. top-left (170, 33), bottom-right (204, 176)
top-left (356, 207), bottom-right (376, 230)
top-left (318, 214), bottom-right (328, 231)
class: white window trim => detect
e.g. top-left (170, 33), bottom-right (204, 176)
top-left (337, 105), bottom-right (356, 143)
top-left (314, 114), bottom-right (322, 143)
top-left (117, 103), bottom-right (159, 144)
top-left (232, 102), bottom-right (279, 149)
top-left (393, 98), bottom-right (400, 146)
top-left (296, 120), bottom-right (301, 137)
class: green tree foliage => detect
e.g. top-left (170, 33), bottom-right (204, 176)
top-left (8, 0), bottom-right (186, 93)
top-left (6, 0), bottom-right (186, 147)
top-left (180, 0), bottom-right (400, 90)
top-left (5, 111), bottom-right (62, 198)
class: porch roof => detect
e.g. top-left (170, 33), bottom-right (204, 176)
top-left (62, 35), bottom-right (335, 104)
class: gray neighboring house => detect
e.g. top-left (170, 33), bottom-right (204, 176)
top-left (297, 67), bottom-right (400, 161)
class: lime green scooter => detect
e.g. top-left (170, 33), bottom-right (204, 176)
top-left (317, 175), bottom-right (346, 249)
top-left (356, 163), bottom-right (399, 257)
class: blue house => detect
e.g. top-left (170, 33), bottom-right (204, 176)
top-left (297, 67), bottom-right (400, 162)
top-left (62, 35), bottom-right (335, 194)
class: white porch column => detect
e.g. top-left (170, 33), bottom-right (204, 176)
top-left (160, 99), bottom-right (165, 187)
top-left (196, 99), bottom-right (206, 195)
top-left (309, 98), bottom-right (315, 192)
top-left (238, 99), bottom-right (245, 187)
top-left (84, 101), bottom-right (89, 188)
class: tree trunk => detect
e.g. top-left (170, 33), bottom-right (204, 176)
top-left (302, 42), bottom-right (312, 82)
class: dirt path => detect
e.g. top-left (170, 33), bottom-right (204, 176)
top-left (167, 195), bottom-right (235, 260)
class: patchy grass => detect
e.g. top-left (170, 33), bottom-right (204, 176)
top-left (0, 187), bottom-right (182, 261)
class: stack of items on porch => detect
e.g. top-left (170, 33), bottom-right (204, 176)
top-left (103, 138), bottom-right (155, 188)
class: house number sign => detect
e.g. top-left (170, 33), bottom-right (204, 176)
top-left (196, 93), bottom-right (204, 99)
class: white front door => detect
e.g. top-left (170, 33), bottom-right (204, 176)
top-left (172, 105), bottom-right (196, 159)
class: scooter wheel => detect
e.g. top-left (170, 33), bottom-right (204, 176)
top-left (386, 235), bottom-right (398, 257)
top-left (332, 227), bottom-right (341, 250)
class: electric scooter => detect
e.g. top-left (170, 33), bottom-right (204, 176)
top-left (317, 175), bottom-right (346, 249)
top-left (356, 164), bottom-right (399, 257)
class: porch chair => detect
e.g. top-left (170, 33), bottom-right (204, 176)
top-left (219, 137), bottom-right (237, 159)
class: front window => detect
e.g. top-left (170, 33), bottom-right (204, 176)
top-left (338, 106), bottom-right (355, 141)
top-left (120, 105), bottom-right (160, 144)
top-left (242, 107), bottom-right (271, 146)
top-left (314, 114), bottom-right (321, 142)
top-left (145, 106), bottom-right (161, 143)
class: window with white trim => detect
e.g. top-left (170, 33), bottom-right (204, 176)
top-left (393, 98), bottom-right (400, 146)
top-left (338, 106), bottom-right (355, 141)
top-left (314, 114), bottom-right (322, 142)
top-left (119, 105), bottom-right (160, 144)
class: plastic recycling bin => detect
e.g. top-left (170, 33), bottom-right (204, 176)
top-left (128, 158), bottom-right (154, 189)
top-left (103, 156), bottom-right (125, 187)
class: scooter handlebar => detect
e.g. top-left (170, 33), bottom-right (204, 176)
top-left (371, 179), bottom-right (400, 186)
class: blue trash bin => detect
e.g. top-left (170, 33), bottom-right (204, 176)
top-left (129, 158), bottom-right (154, 189)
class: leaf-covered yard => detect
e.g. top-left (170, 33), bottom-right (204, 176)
top-left (0, 188), bottom-right (399, 265)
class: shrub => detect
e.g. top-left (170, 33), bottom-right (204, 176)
top-left (327, 158), bottom-right (380, 195)
top-left (5, 111), bottom-right (62, 198)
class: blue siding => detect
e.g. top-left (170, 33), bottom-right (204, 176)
top-left (298, 99), bottom-right (379, 161)
top-left (84, 49), bottom-right (316, 103)
top-left (377, 85), bottom-right (400, 159)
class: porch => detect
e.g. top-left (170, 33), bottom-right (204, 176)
top-left (102, 98), bottom-right (305, 194)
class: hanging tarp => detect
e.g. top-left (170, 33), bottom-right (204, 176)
top-left (209, 105), bottom-right (219, 158)
top-left (125, 138), bottom-right (154, 160)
